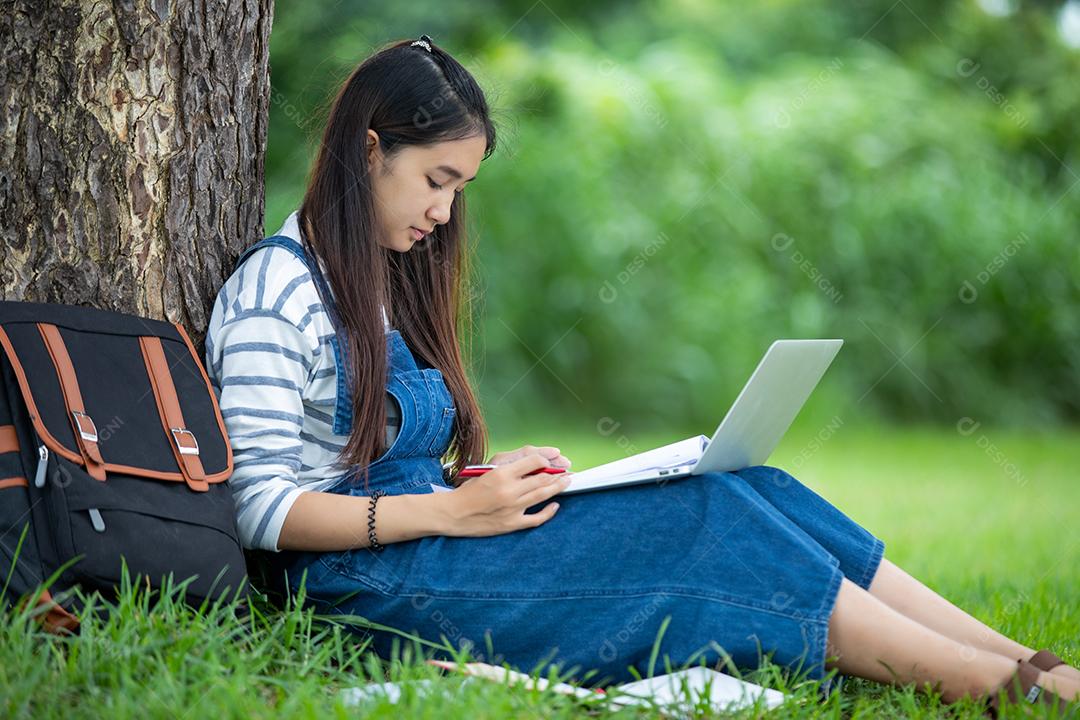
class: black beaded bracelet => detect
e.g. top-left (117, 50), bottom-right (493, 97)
top-left (368, 489), bottom-right (386, 552)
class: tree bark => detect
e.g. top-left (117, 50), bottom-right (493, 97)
top-left (0, 0), bottom-right (273, 346)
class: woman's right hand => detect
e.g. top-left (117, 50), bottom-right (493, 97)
top-left (439, 454), bottom-right (572, 537)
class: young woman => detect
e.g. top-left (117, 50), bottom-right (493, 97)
top-left (205, 35), bottom-right (1078, 713)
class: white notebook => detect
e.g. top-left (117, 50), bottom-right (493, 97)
top-left (562, 435), bottom-right (709, 493)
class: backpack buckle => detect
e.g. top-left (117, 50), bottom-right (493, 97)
top-left (71, 411), bottom-right (98, 443)
top-left (170, 428), bottom-right (200, 456)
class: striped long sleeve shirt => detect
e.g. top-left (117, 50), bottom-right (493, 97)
top-left (205, 211), bottom-right (398, 551)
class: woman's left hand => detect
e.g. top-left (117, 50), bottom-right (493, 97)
top-left (488, 444), bottom-right (571, 470)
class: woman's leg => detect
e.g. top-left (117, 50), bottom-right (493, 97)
top-left (732, 466), bottom-right (1080, 682)
top-left (828, 577), bottom-right (1080, 703)
top-left (867, 557), bottom-right (1080, 681)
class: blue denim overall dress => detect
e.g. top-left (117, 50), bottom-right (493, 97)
top-left (236, 237), bottom-right (885, 688)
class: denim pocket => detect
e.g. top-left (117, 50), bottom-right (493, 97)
top-left (319, 549), bottom-right (402, 594)
top-left (366, 384), bottom-right (408, 466)
top-left (427, 407), bottom-right (456, 458)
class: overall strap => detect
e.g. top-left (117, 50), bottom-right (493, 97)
top-left (234, 235), bottom-right (343, 326)
top-left (234, 235), bottom-right (306, 272)
top-left (234, 235), bottom-right (355, 435)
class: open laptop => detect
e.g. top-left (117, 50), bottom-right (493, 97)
top-left (560, 339), bottom-right (843, 495)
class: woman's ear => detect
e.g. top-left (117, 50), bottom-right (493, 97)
top-left (366, 129), bottom-right (380, 167)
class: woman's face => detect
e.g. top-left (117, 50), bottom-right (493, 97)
top-left (366, 130), bottom-right (486, 252)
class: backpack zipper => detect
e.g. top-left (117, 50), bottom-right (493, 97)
top-left (87, 508), bottom-right (105, 533)
top-left (33, 444), bottom-right (106, 532)
top-left (34, 444), bottom-right (48, 488)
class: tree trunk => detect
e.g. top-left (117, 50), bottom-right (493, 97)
top-left (0, 0), bottom-right (273, 347)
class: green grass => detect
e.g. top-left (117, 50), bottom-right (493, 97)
top-left (3, 423), bottom-right (1078, 718)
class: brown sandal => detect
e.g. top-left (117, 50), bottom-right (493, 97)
top-left (984, 659), bottom-right (1073, 718)
top-left (1029, 649), bottom-right (1068, 673)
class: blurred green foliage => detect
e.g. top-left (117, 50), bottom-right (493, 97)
top-left (263, 0), bottom-right (1080, 434)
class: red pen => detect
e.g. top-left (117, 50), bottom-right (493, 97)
top-left (457, 464), bottom-right (567, 478)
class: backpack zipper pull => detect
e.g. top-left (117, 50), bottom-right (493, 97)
top-left (88, 508), bottom-right (105, 532)
top-left (34, 445), bottom-right (49, 488)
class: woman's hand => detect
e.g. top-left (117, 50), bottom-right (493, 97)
top-left (439, 454), bottom-right (571, 537)
top-left (487, 444), bottom-right (572, 470)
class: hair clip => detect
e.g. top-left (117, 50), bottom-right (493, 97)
top-left (411, 35), bottom-right (433, 52)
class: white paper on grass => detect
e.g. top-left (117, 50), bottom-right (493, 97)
top-left (612, 666), bottom-right (786, 713)
top-left (340, 677), bottom-right (473, 705)
top-left (341, 666), bottom-right (785, 714)
top-left (339, 675), bottom-right (596, 707)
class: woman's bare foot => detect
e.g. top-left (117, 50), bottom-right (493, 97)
top-left (1034, 668), bottom-right (1080, 703)
top-left (1039, 653), bottom-right (1080, 683)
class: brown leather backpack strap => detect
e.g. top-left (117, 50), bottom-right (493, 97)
top-left (20, 589), bottom-right (80, 634)
top-left (139, 336), bottom-right (209, 492)
top-left (37, 323), bottom-right (106, 481)
top-left (0, 424), bottom-right (18, 453)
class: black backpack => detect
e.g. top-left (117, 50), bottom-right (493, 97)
top-left (0, 301), bottom-right (248, 631)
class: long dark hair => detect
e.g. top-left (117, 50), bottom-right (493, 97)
top-left (299, 37), bottom-right (495, 485)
